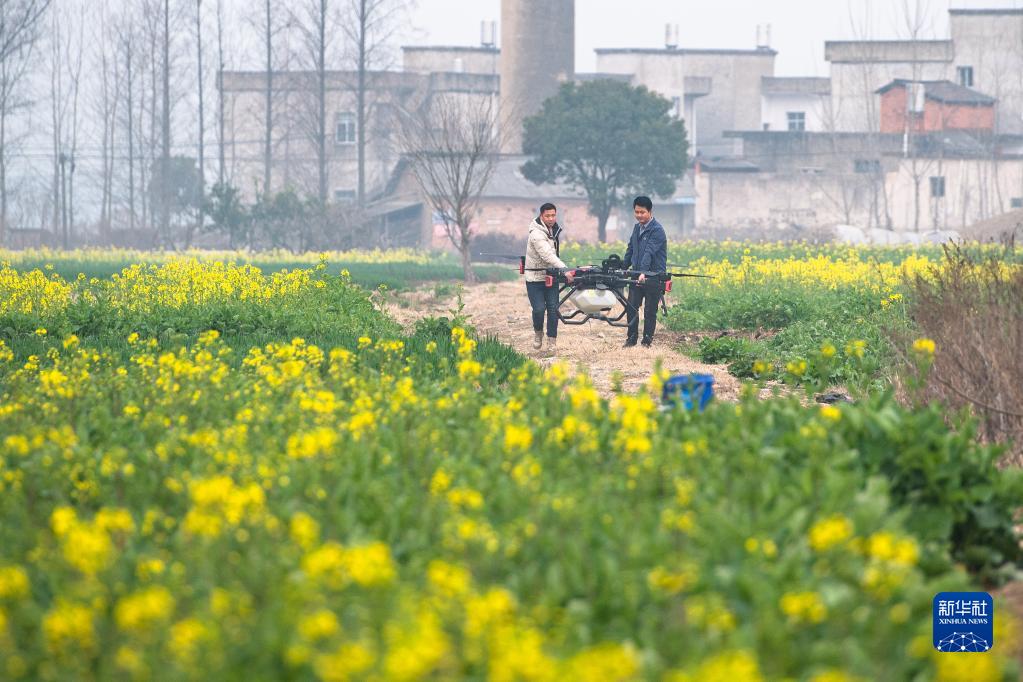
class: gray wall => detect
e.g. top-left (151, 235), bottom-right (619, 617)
top-left (950, 10), bottom-right (1023, 134)
top-left (596, 49), bottom-right (776, 158)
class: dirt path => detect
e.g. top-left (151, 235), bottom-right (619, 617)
top-left (388, 280), bottom-right (743, 400)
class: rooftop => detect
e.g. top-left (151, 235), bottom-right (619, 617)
top-left (402, 45), bottom-right (498, 53)
top-left (761, 76), bottom-right (831, 96)
top-left (876, 79), bottom-right (996, 105)
top-left (825, 40), bottom-right (953, 64)
top-left (595, 47), bottom-right (777, 57)
top-left (949, 8), bottom-right (1023, 15)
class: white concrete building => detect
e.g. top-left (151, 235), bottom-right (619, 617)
top-left (949, 8), bottom-right (1023, 134)
top-left (760, 77), bottom-right (831, 132)
top-left (825, 40), bottom-right (954, 132)
top-left (594, 47), bottom-right (776, 158)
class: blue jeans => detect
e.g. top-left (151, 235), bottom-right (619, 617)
top-left (526, 281), bottom-right (559, 338)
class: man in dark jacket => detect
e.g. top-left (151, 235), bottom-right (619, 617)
top-left (622, 196), bottom-right (668, 347)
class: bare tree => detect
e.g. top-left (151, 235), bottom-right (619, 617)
top-left (292, 0), bottom-right (336, 245)
top-left (159, 0), bottom-right (172, 246)
top-left (192, 0), bottom-right (207, 246)
top-left (49, 2), bottom-right (85, 248)
top-left (95, 1), bottom-right (124, 240)
top-left (250, 0), bottom-right (289, 199)
top-left (399, 94), bottom-right (500, 283)
top-left (0, 0), bottom-right (50, 243)
top-left (896, 0), bottom-right (936, 232)
top-left (216, 0), bottom-right (226, 187)
top-left (339, 0), bottom-right (409, 208)
top-left (296, 0), bottom-right (331, 207)
top-left (118, 15), bottom-right (138, 232)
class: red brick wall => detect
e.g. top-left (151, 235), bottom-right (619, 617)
top-left (879, 85), bottom-right (995, 133)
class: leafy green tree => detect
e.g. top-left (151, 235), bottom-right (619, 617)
top-left (204, 182), bottom-right (247, 249)
top-left (148, 156), bottom-right (202, 246)
top-left (521, 80), bottom-right (688, 242)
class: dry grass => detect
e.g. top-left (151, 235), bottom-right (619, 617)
top-left (900, 244), bottom-right (1023, 465)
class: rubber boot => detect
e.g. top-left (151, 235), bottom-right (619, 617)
top-left (532, 330), bottom-right (543, 350)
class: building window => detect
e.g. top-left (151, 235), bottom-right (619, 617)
top-left (787, 111), bottom-right (806, 132)
top-left (930, 176), bottom-right (946, 198)
top-left (854, 159), bottom-right (881, 174)
top-left (335, 113), bottom-right (356, 145)
top-left (957, 66), bottom-right (974, 88)
top-left (334, 189), bottom-right (355, 203)
top-left (1011, 197), bottom-right (1023, 209)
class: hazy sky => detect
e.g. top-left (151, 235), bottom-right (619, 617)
top-left (405, 0), bottom-right (1023, 76)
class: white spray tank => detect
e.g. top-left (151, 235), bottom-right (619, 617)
top-left (568, 286), bottom-right (618, 314)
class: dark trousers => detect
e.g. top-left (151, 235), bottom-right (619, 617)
top-left (526, 281), bottom-right (560, 337)
top-left (626, 281), bottom-right (661, 342)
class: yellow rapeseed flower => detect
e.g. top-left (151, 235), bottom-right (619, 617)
top-left (808, 514), bottom-right (854, 552)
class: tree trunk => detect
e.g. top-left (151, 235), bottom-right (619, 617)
top-left (317, 0), bottom-right (327, 209)
top-left (596, 205), bottom-right (610, 243)
top-left (913, 176), bottom-right (921, 233)
top-left (194, 0), bottom-right (206, 248)
top-left (356, 0), bottom-right (366, 208)
top-left (216, 0), bottom-right (225, 187)
top-left (161, 0), bottom-right (172, 247)
top-left (262, 0), bottom-right (272, 198)
top-left (0, 98), bottom-right (6, 244)
top-left (127, 41), bottom-right (135, 232)
top-left (459, 228), bottom-right (477, 284)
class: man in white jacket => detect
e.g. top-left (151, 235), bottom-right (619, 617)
top-left (524, 203), bottom-right (574, 352)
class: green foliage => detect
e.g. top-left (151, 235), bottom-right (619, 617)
top-left (521, 80), bottom-right (688, 240)
top-left (0, 253), bottom-right (1021, 679)
top-left (830, 393), bottom-right (1023, 583)
top-left (204, 182), bottom-right (247, 247)
top-left (148, 156), bottom-right (201, 219)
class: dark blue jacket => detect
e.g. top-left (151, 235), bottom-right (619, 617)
top-left (623, 217), bottom-right (667, 274)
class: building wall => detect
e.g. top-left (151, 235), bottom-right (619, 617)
top-left (595, 49), bottom-right (775, 158)
top-left (950, 10), bottom-right (1023, 134)
top-left (878, 87), bottom-right (995, 133)
top-left (694, 157), bottom-right (1023, 233)
top-left (695, 171), bottom-right (871, 228)
top-left (826, 42), bottom-right (954, 132)
top-left (829, 60), bottom-right (952, 132)
top-left (887, 157), bottom-right (1023, 231)
top-left (220, 71), bottom-right (497, 204)
top-left (761, 93), bottom-right (829, 132)
top-left (402, 47), bottom-right (499, 75)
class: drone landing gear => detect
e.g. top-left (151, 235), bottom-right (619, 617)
top-left (556, 285), bottom-right (637, 328)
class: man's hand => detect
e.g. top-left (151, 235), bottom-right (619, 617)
top-left (637, 273), bottom-right (646, 284)
top-left (565, 270), bottom-right (575, 283)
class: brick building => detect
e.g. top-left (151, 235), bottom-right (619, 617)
top-left (877, 80), bottom-right (996, 134)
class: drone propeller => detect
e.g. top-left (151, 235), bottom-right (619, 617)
top-left (667, 271), bottom-right (715, 279)
top-left (477, 252), bottom-right (523, 261)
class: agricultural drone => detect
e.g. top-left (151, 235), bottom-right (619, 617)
top-left (480, 252), bottom-right (712, 328)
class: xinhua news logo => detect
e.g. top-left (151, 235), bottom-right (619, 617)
top-left (933, 592), bottom-right (993, 653)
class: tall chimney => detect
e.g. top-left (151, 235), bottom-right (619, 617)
top-left (500, 0), bottom-right (575, 153)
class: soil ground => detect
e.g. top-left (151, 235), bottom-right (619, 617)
top-left (387, 279), bottom-right (746, 400)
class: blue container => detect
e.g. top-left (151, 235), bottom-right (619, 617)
top-left (662, 373), bottom-right (715, 412)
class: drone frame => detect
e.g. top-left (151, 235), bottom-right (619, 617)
top-left (478, 252), bottom-right (710, 328)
